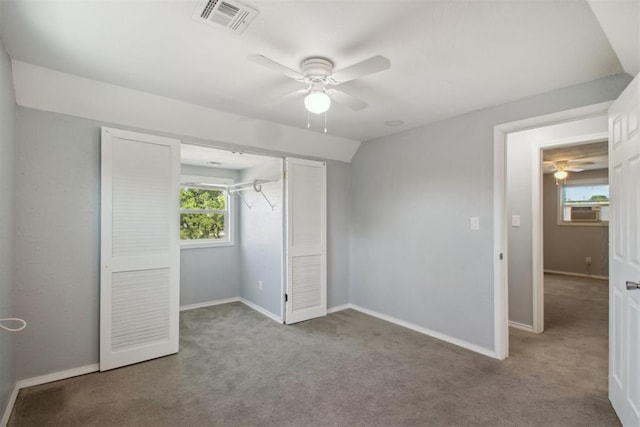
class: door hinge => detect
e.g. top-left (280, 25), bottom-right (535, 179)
top-left (284, 293), bottom-right (288, 302)
top-left (499, 253), bottom-right (504, 260)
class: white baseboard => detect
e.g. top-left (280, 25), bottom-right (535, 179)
top-left (16, 364), bottom-right (99, 390)
top-left (327, 304), bottom-right (351, 314)
top-left (180, 297), bottom-right (241, 312)
top-left (509, 320), bottom-right (535, 332)
top-left (1, 385), bottom-right (19, 427)
top-left (349, 304), bottom-right (497, 359)
top-left (544, 269), bottom-right (608, 280)
top-left (240, 298), bottom-right (282, 324)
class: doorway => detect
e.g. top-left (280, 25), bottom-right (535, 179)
top-left (180, 144), bottom-right (286, 320)
top-left (179, 144), bottom-right (329, 325)
top-left (493, 101), bottom-right (612, 359)
top-left (506, 131), bottom-right (609, 337)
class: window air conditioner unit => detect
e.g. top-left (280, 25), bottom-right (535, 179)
top-left (571, 206), bottom-right (601, 222)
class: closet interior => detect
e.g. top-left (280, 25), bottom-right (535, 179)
top-left (180, 144), bottom-right (285, 320)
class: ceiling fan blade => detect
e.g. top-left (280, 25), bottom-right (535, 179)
top-left (567, 160), bottom-right (594, 167)
top-left (566, 167), bottom-right (585, 172)
top-left (327, 89), bottom-right (367, 111)
top-left (282, 88), bottom-right (308, 101)
top-left (260, 88), bottom-right (308, 106)
top-left (332, 55), bottom-right (390, 84)
top-left (248, 54), bottom-right (304, 81)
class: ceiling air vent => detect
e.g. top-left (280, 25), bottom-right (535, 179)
top-left (193, 0), bottom-right (258, 35)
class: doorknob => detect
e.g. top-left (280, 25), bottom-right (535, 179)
top-left (626, 280), bottom-right (640, 290)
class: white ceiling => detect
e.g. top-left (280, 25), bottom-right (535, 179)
top-left (0, 1), bottom-right (632, 142)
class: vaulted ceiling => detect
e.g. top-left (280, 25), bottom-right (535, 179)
top-left (0, 1), bottom-right (637, 142)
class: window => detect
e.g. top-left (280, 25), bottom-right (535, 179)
top-left (559, 179), bottom-right (609, 225)
top-left (180, 176), bottom-right (232, 247)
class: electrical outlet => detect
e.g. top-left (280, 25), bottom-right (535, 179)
top-left (258, 280), bottom-right (263, 291)
top-left (585, 257), bottom-right (592, 265)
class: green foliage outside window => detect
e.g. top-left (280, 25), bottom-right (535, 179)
top-left (180, 187), bottom-right (227, 240)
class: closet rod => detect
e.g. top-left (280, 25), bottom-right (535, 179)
top-left (228, 179), bottom-right (276, 210)
top-left (227, 179), bottom-right (274, 193)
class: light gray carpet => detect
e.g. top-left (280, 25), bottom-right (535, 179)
top-left (9, 274), bottom-right (619, 426)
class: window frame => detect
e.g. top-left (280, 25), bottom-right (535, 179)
top-left (556, 177), bottom-right (609, 227)
top-left (180, 175), bottom-right (233, 249)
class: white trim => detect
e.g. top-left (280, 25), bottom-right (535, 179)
top-left (0, 385), bottom-right (18, 427)
top-left (544, 269), bottom-right (608, 280)
top-left (327, 304), bottom-right (351, 314)
top-left (179, 297), bottom-right (241, 312)
top-left (16, 364), bottom-right (99, 390)
top-left (180, 240), bottom-right (234, 249)
top-left (349, 304), bottom-right (497, 359)
top-left (531, 143), bottom-right (545, 334)
top-left (494, 101), bottom-right (613, 361)
top-left (493, 127), bottom-right (509, 360)
top-left (240, 298), bottom-right (283, 323)
top-left (509, 321), bottom-right (536, 332)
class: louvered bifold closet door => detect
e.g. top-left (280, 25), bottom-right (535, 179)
top-left (100, 127), bottom-right (180, 371)
top-left (285, 158), bottom-right (327, 324)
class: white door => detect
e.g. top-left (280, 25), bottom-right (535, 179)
top-left (609, 74), bottom-right (640, 426)
top-left (100, 127), bottom-right (181, 371)
top-left (285, 158), bottom-right (327, 324)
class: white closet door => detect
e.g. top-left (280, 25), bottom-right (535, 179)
top-left (608, 74), bottom-right (640, 426)
top-left (285, 158), bottom-right (327, 324)
top-left (100, 127), bottom-right (180, 371)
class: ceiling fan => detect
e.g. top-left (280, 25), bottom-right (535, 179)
top-left (248, 54), bottom-right (391, 115)
top-left (544, 159), bottom-right (594, 184)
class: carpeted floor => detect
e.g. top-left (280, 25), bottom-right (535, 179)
top-left (9, 274), bottom-right (619, 426)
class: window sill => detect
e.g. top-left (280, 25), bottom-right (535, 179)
top-left (180, 240), bottom-right (234, 249)
top-left (556, 221), bottom-right (609, 227)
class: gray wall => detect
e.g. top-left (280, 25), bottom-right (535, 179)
top-left (0, 35), bottom-right (16, 419)
top-left (506, 115), bottom-right (608, 326)
top-left (350, 74), bottom-right (631, 352)
top-left (239, 159), bottom-right (284, 318)
top-left (180, 164), bottom-right (241, 307)
top-left (543, 169), bottom-right (609, 277)
top-left (13, 106), bottom-right (352, 379)
top-left (15, 108), bottom-right (101, 379)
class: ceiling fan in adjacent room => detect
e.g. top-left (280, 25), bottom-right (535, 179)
top-left (248, 53), bottom-right (391, 131)
top-left (544, 159), bottom-right (594, 184)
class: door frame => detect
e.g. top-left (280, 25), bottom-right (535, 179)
top-left (493, 101), bottom-right (613, 359)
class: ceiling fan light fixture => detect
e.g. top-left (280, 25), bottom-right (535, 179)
top-left (304, 91), bottom-right (331, 114)
top-left (554, 170), bottom-right (568, 180)
top-left (554, 169), bottom-right (568, 185)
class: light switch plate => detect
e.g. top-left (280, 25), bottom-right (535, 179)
top-left (470, 217), bottom-right (480, 231)
top-left (512, 215), bottom-right (521, 227)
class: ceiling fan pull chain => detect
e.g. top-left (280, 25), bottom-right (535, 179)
top-left (307, 110), bottom-right (310, 129)
top-left (324, 111), bottom-right (328, 133)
